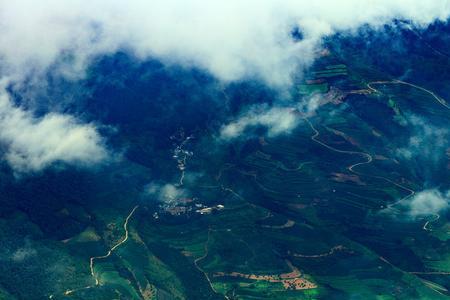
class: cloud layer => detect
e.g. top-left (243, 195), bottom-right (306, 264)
top-left (1, 1), bottom-right (450, 86)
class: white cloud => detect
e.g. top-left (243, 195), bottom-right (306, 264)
top-left (0, 83), bottom-right (107, 173)
top-left (220, 105), bottom-right (300, 140)
top-left (397, 115), bottom-right (449, 163)
top-left (12, 247), bottom-right (37, 262)
top-left (219, 92), bottom-right (328, 140)
top-left (1, 1), bottom-right (449, 86)
top-left (145, 182), bottom-right (187, 203)
top-left (406, 189), bottom-right (449, 217)
top-left (0, 1), bottom-right (449, 171)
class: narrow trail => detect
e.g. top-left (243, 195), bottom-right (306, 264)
top-left (409, 28), bottom-right (450, 60)
top-left (237, 169), bottom-right (286, 195)
top-left (410, 271), bottom-right (450, 275)
top-left (216, 163), bottom-right (235, 181)
top-left (378, 255), bottom-right (450, 291)
top-left (420, 279), bottom-right (449, 296)
top-left (292, 245), bottom-right (349, 258)
top-left (60, 205), bottom-right (139, 296)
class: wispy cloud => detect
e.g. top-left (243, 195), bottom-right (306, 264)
top-left (0, 1), bottom-right (449, 171)
top-left (396, 115), bottom-right (449, 164)
top-left (0, 82), bottom-right (108, 173)
top-left (1, 1), bottom-right (449, 86)
top-left (219, 92), bottom-right (329, 140)
top-left (145, 182), bottom-right (188, 203)
top-left (11, 244), bottom-right (37, 262)
top-left (404, 189), bottom-right (449, 217)
top-left (220, 105), bottom-right (300, 140)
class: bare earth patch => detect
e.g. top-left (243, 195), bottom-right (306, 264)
top-left (213, 260), bottom-right (317, 291)
top-left (331, 172), bottom-right (365, 185)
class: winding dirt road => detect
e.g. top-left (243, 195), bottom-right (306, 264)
top-left (302, 78), bottom-right (450, 208)
top-left (302, 117), bottom-right (415, 208)
top-left (423, 213), bottom-right (440, 231)
top-left (365, 79), bottom-right (449, 225)
top-left (89, 205), bottom-right (139, 286)
top-left (60, 205), bottom-right (139, 297)
top-left (367, 80), bottom-right (450, 110)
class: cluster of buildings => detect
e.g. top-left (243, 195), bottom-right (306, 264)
top-left (153, 197), bottom-right (224, 219)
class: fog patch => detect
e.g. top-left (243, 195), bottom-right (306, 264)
top-left (145, 182), bottom-right (189, 203)
top-left (396, 115), bottom-right (449, 164)
top-left (220, 105), bottom-right (301, 140)
top-left (0, 82), bottom-right (108, 173)
top-left (405, 189), bottom-right (449, 217)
